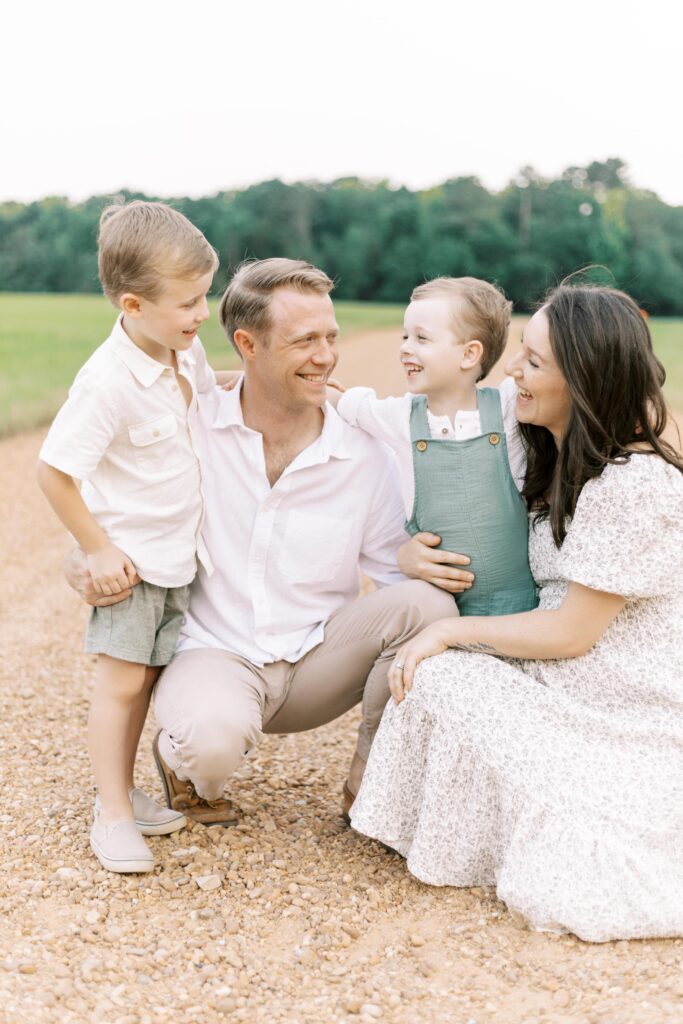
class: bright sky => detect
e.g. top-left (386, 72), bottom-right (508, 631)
top-left (3, 0), bottom-right (682, 205)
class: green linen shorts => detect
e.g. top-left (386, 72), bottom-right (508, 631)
top-left (84, 580), bottom-right (191, 666)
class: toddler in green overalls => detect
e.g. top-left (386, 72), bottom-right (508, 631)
top-left (331, 276), bottom-right (538, 616)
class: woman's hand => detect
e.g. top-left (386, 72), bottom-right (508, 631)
top-left (388, 619), bottom-right (456, 703)
top-left (397, 533), bottom-right (474, 593)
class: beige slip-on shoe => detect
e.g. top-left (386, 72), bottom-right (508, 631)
top-left (90, 815), bottom-right (154, 873)
top-left (130, 787), bottom-right (187, 836)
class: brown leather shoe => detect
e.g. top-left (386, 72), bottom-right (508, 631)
top-left (152, 731), bottom-right (239, 828)
top-left (341, 781), bottom-right (356, 825)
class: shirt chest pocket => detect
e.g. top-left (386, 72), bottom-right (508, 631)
top-left (128, 414), bottom-right (182, 473)
top-left (277, 511), bottom-right (352, 583)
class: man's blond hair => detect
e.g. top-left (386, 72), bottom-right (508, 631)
top-left (98, 200), bottom-right (219, 304)
top-left (219, 258), bottom-right (334, 352)
top-left (411, 277), bottom-right (512, 379)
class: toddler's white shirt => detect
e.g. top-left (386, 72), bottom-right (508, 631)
top-left (39, 314), bottom-right (215, 587)
top-left (336, 376), bottom-right (527, 516)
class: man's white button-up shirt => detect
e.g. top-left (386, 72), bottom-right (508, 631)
top-left (39, 315), bottom-right (215, 587)
top-left (177, 380), bottom-right (408, 666)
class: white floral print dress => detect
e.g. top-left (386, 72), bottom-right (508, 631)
top-left (351, 455), bottom-right (683, 942)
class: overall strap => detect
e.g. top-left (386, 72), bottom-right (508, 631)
top-left (476, 387), bottom-right (505, 435)
top-left (408, 395), bottom-right (431, 441)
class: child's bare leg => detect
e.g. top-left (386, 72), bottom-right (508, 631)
top-left (89, 655), bottom-right (154, 823)
top-left (122, 666), bottom-right (160, 791)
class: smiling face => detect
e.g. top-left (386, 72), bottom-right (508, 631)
top-left (248, 287), bottom-right (340, 411)
top-left (121, 270), bottom-right (214, 363)
top-left (505, 308), bottom-right (572, 443)
top-left (400, 297), bottom-right (481, 397)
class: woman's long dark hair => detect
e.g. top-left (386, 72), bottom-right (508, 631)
top-left (521, 283), bottom-right (683, 546)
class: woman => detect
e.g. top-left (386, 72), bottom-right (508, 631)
top-left (350, 284), bottom-right (683, 942)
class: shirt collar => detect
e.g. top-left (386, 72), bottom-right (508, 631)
top-left (317, 403), bottom-right (352, 462)
top-left (109, 313), bottom-right (194, 387)
top-left (211, 378), bottom-right (352, 462)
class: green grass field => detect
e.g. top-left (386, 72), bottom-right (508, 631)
top-left (0, 294), bottom-right (681, 435)
top-left (0, 295), bottom-right (405, 435)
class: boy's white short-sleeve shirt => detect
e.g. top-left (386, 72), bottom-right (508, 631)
top-left (336, 376), bottom-right (527, 516)
top-left (39, 314), bottom-right (215, 587)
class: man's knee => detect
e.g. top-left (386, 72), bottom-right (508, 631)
top-left (406, 579), bottom-right (458, 624)
top-left (188, 710), bottom-right (261, 780)
top-left (382, 579), bottom-right (457, 631)
top-left (158, 695), bottom-right (261, 788)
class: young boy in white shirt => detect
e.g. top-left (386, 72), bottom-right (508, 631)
top-left (329, 276), bottom-right (538, 619)
top-left (38, 201), bottom-right (220, 873)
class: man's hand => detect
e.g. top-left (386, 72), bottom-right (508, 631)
top-left (64, 548), bottom-right (140, 607)
top-left (397, 532), bottom-right (474, 593)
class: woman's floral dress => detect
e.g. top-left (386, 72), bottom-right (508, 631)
top-left (351, 455), bottom-right (683, 941)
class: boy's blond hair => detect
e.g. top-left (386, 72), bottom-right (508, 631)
top-left (98, 200), bottom-right (219, 304)
top-left (411, 277), bottom-right (512, 379)
top-left (219, 258), bottom-right (334, 352)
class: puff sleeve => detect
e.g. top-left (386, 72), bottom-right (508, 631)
top-left (555, 455), bottom-right (683, 599)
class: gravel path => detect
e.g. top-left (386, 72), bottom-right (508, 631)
top-left (2, 330), bottom-right (682, 1024)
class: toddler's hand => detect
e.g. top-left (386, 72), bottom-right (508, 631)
top-left (216, 370), bottom-right (243, 392)
top-left (325, 378), bottom-right (347, 409)
top-left (87, 544), bottom-right (138, 596)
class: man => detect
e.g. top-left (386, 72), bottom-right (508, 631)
top-left (70, 258), bottom-right (459, 826)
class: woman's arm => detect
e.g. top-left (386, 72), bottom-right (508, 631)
top-left (389, 581), bottom-right (626, 701)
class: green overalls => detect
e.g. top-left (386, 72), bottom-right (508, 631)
top-left (405, 389), bottom-right (538, 616)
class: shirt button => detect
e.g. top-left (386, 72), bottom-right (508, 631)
top-left (441, 427), bottom-right (449, 435)
top-left (152, 429), bottom-right (161, 437)
top-left (171, 383), bottom-right (178, 391)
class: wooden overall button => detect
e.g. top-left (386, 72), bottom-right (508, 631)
top-left (489, 433), bottom-right (500, 445)
top-left (416, 440), bottom-right (428, 452)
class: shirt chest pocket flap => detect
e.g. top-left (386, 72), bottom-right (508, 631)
top-left (128, 414), bottom-right (181, 472)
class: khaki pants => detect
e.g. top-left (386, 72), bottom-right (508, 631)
top-left (153, 580), bottom-right (456, 800)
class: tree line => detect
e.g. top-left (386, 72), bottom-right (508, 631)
top-left (1, 158), bottom-right (682, 313)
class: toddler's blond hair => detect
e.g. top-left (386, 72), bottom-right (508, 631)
top-left (411, 277), bottom-right (512, 378)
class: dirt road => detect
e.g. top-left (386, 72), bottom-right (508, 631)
top-left (1, 329), bottom-right (681, 1024)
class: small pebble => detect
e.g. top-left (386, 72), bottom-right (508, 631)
top-left (360, 1005), bottom-right (382, 1019)
top-left (195, 874), bottom-right (222, 891)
